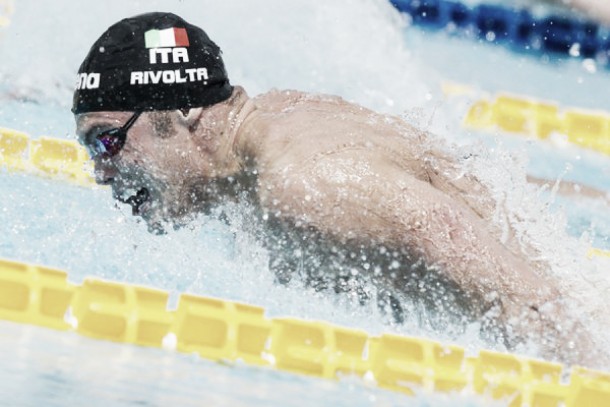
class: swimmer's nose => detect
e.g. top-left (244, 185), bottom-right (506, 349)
top-left (93, 157), bottom-right (118, 185)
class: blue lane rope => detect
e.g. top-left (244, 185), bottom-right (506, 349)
top-left (390, 0), bottom-right (610, 67)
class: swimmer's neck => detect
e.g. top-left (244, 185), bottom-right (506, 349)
top-left (193, 86), bottom-right (256, 179)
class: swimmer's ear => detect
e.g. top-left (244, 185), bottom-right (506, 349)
top-left (176, 107), bottom-right (204, 132)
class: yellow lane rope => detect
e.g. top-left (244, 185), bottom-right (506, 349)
top-left (460, 90), bottom-right (610, 157)
top-left (1, 256), bottom-right (610, 405)
top-left (0, 0), bottom-right (14, 29)
top-left (588, 248), bottom-right (610, 259)
top-left (0, 128), bottom-right (95, 187)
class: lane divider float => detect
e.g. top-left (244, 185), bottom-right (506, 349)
top-left (0, 0), bottom-right (13, 29)
top-left (462, 92), bottom-right (610, 156)
top-left (1, 256), bottom-right (610, 405)
top-left (0, 127), bottom-right (95, 187)
top-left (390, 0), bottom-right (610, 68)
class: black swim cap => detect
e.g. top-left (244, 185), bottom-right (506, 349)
top-left (72, 12), bottom-right (233, 114)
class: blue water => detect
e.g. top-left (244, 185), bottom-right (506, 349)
top-left (1, 0), bottom-right (610, 406)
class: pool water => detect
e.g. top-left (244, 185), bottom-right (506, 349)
top-left (1, 0), bottom-right (609, 406)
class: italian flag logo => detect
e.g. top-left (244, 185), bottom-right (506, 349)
top-left (144, 27), bottom-right (190, 48)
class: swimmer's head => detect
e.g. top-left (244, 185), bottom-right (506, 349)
top-left (72, 12), bottom-right (233, 114)
top-left (73, 13), bottom-right (241, 234)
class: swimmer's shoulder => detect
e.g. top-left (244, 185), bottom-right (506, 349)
top-left (252, 88), bottom-right (367, 114)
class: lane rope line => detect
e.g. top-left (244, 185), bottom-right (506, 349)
top-left (0, 0), bottom-right (13, 29)
top-left (0, 128), bottom-right (95, 187)
top-left (461, 91), bottom-right (610, 157)
top-left (1, 256), bottom-right (610, 405)
top-left (390, 0), bottom-right (610, 68)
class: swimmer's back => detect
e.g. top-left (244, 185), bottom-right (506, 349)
top-left (239, 88), bottom-right (500, 244)
top-left (242, 89), bottom-right (431, 182)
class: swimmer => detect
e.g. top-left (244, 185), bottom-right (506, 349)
top-left (74, 12), bottom-right (607, 368)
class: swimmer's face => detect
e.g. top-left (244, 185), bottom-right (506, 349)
top-left (76, 110), bottom-right (209, 234)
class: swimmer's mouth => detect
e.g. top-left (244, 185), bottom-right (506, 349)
top-left (119, 187), bottom-right (150, 216)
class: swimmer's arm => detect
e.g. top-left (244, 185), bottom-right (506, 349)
top-left (260, 155), bottom-right (552, 306)
top-left (260, 153), bottom-right (603, 367)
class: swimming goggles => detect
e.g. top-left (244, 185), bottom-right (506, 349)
top-left (88, 111), bottom-right (142, 159)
